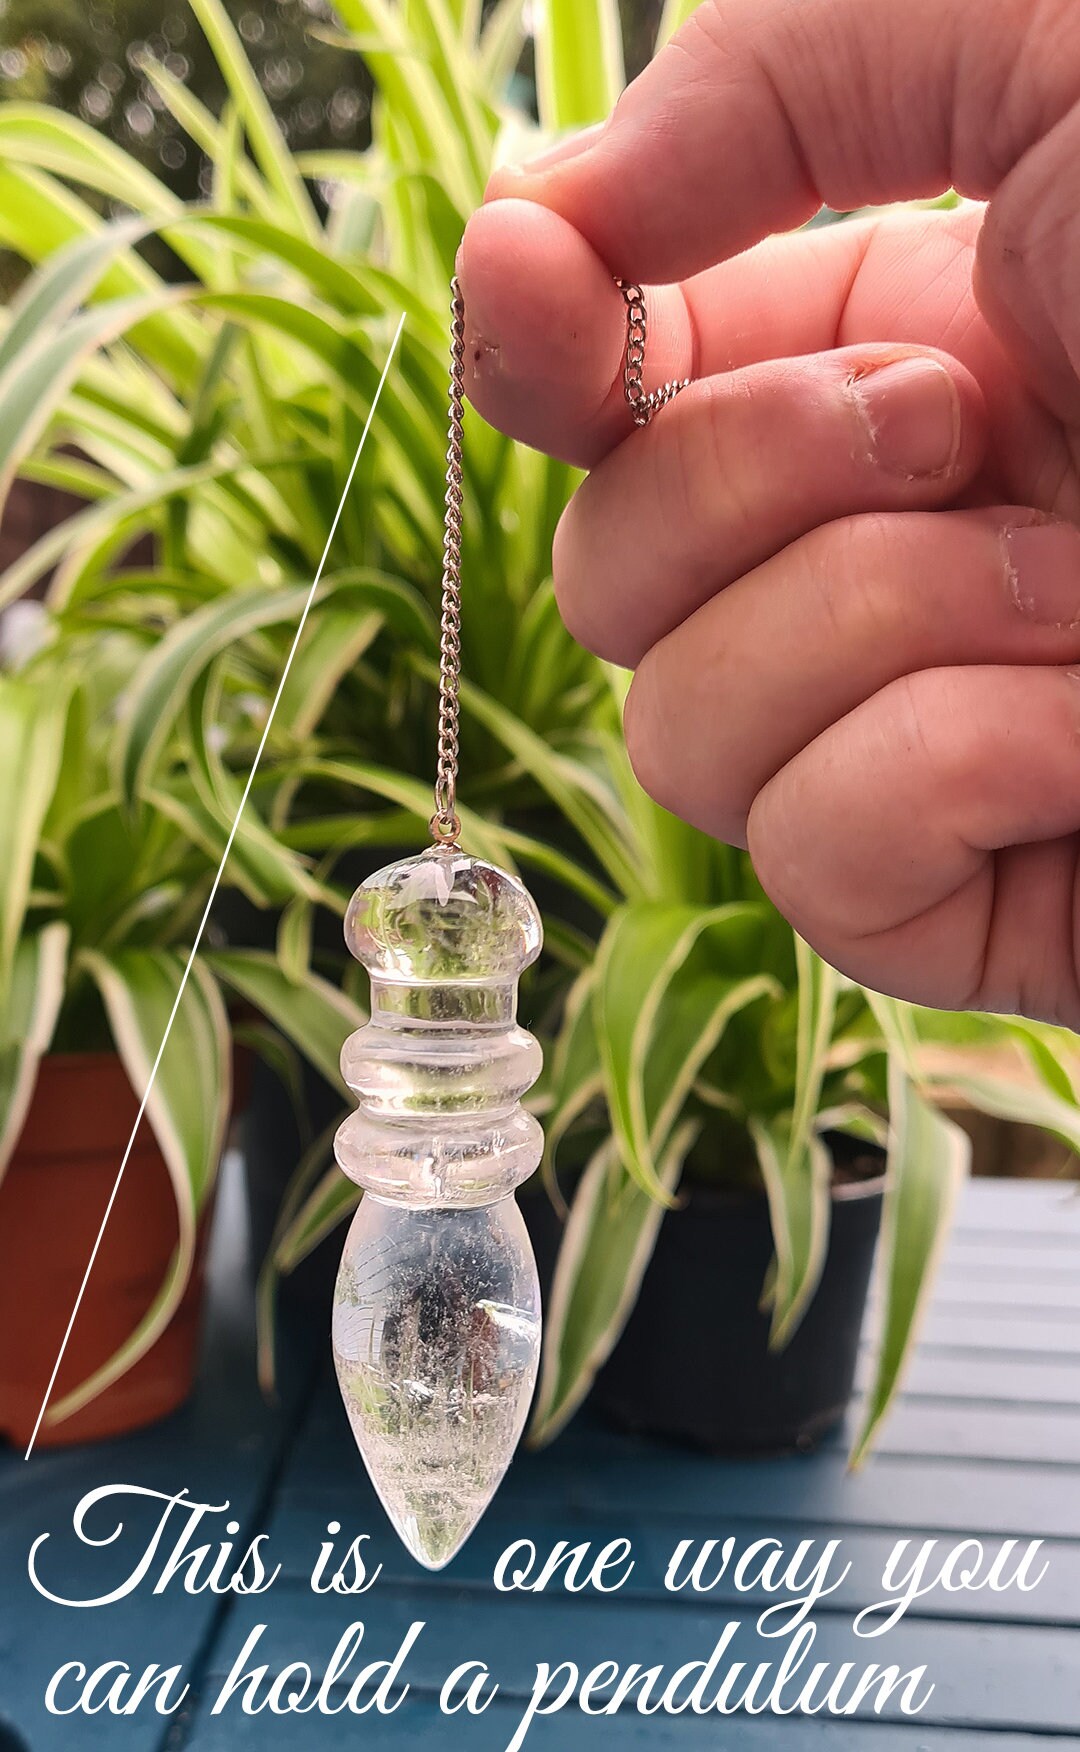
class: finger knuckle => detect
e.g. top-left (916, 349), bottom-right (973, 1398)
top-left (889, 668), bottom-right (983, 795)
top-left (661, 379), bottom-right (761, 553)
top-left (804, 512), bottom-right (905, 644)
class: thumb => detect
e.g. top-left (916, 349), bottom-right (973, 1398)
top-left (491, 0), bottom-right (1080, 421)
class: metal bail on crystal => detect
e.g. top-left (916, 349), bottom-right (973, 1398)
top-left (331, 847), bottom-right (544, 1568)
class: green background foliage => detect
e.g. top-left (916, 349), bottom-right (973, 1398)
top-left (0, 0), bottom-right (1077, 1456)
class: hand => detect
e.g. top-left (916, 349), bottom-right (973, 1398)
top-left (457, 0), bottom-right (1080, 1027)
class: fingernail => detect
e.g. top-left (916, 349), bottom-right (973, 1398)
top-left (1005, 518), bottom-right (1080, 627)
top-left (511, 122), bottom-right (605, 175)
top-left (849, 358), bottom-right (962, 480)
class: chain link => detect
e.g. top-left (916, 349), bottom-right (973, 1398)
top-left (616, 280), bottom-right (691, 426)
top-left (430, 277), bottom-right (467, 845)
top-left (430, 274), bottom-right (688, 845)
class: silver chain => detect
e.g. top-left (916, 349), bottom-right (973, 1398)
top-left (616, 280), bottom-right (691, 427)
top-left (429, 274), bottom-right (689, 846)
top-left (430, 278), bottom-right (467, 844)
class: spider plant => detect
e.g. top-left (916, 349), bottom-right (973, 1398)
top-left (0, 614), bottom-right (366, 1427)
top-left (1, 0), bottom-right (1078, 1456)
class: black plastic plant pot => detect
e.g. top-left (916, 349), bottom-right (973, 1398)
top-left (589, 1163), bottom-right (884, 1454)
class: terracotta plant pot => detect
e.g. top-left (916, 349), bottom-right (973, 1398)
top-left (0, 1052), bottom-right (218, 1450)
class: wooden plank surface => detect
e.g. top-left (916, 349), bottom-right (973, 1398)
top-left (2, 1175), bottom-right (1078, 1751)
top-left (183, 1177), bottom-right (1080, 1743)
top-left (195, 1584), bottom-right (1080, 1732)
top-left (177, 1700), bottom-right (1080, 1752)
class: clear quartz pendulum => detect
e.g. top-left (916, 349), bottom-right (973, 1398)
top-left (331, 277), bottom-right (687, 1569)
top-left (331, 281), bottom-right (543, 1569)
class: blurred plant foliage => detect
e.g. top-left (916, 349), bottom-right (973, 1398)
top-left (2, 0), bottom-right (1080, 1454)
top-left (0, 0), bottom-right (371, 199)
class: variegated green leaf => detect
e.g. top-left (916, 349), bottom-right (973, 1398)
top-left (272, 1156), bottom-right (359, 1277)
top-left (850, 1056), bottom-right (970, 1465)
top-left (187, 0), bottom-right (321, 238)
top-left (0, 288), bottom-right (192, 514)
top-left (751, 1111), bottom-right (833, 1348)
top-left (535, 0), bottom-right (625, 131)
top-left (542, 965), bottom-right (603, 1209)
top-left (48, 948), bottom-right (231, 1422)
top-left (0, 677), bottom-right (70, 994)
top-left (117, 570), bottom-right (428, 801)
top-left (657, 0), bottom-right (703, 47)
top-left (594, 901), bottom-right (774, 1200)
top-left (0, 922), bottom-right (69, 1189)
top-left (256, 1119), bottom-right (345, 1393)
top-left (530, 1122), bottom-right (698, 1445)
top-left (206, 948), bottom-right (364, 1093)
top-left (753, 937), bottom-right (841, 1346)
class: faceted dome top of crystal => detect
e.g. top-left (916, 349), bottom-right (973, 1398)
top-left (344, 849), bottom-right (542, 983)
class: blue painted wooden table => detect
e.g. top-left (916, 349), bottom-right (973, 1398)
top-left (3, 1169), bottom-right (1080, 1749)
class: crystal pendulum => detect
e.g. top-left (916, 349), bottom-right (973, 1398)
top-left (330, 277), bottom-right (687, 1569)
top-left (331, 282), bottom-right (543, 1569)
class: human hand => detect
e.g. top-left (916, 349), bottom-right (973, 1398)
top-left (457, 0), bottom-right (1080, 1027)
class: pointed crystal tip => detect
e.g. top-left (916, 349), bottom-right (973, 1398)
top-left (387, 1490), bottom-right (485, 1572)
top-left (333, 1199), bottom-right (541, 1568)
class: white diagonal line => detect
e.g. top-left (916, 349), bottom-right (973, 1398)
top-left (24, 310), bottom-right (407, 1460)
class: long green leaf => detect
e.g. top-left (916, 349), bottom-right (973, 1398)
top-left (790, 937), bottom-right (840, 1163)
top-left (0, 922), bottom-right (69, 1189)
top-left (479, 0), bottom-right (528, 90)
top-left (139, 60), bottom-right (276, 218)
top-left (206, 949), bottom-right (364, 1093)
top-left (656, 0), bottom-right (702, 47)
top-left (49, 949), bottom-right (231, 1423)
top-left (530, 1122), bottom-right (697, 1445)
top-left (543, 965), bottom-right (603, 1208)
top-left (0, 216), bottom-right (148, 377)
top-left (0, 289), bottom-right (187, 514)
top-left (0, 451), bottom-right (304, 612)
top-left (187, 0), bottom-right (321, 239)
top-left (333, 0), bottom-right (479, 214)
top-left (934, 1067), bottom-right (1080, 1161)
top-left (293, 757), bottom-right (519, 871)
top-left (256, 1118), bottom-right (344, 1392)
top-left (453, 673), bottom-right (642, 897)
top-left (850, 1056), bottom-right (970, 1465)
top-left (181, 670), bottom-right (329, 910)
top-left (117, 571), bottom-right (427, 801)
top-left (594, 901), bottom-right (771, 1200)
top-left (272, 1157), bottom-right (359, 1277)
top-left (535, 0), bottom-right (625, 131)
top-left (274, 606), bottom-right (384, 741)
top-left (0, 107), bottom-right (222, 283)
top-left (0, 163), bottom-right (204, 382)
top-left (751, 1112), bottom-right (833, 1348)
top-left (754, 938), bottom-right (840, 1346)
top-left (0, 677), bottom-right (70, 993)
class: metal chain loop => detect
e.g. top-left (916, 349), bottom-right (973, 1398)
top-left (616, 280), bottom-right (690, 426)
top-left (429, 274), bottom-right (689, 845)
